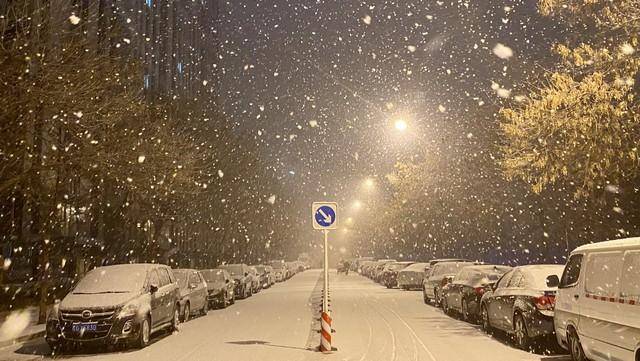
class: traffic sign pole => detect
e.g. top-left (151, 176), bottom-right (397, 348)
top-left (312, 202), bottom-right (337, 353)
top-left (323, 229), bottom-right (329, 313)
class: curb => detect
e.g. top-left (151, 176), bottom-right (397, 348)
top-left (0, 329), bottom-right (46, 349)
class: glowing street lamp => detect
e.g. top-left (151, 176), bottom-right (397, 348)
top-left (352, 200), bottom-right (362, 211)
top-left (394, 119), bottom-right (408, 132)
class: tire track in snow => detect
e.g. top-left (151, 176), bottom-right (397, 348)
top-left (376, 300), bottom-right (438, 361)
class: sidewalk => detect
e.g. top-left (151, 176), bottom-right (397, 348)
top-left (0, 306), bottom-right (46, 347)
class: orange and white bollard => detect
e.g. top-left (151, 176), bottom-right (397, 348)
top-left (319, 311), bottom-right (332, 353)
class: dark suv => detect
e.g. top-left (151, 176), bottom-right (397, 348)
top-left (45, 264), bottom-right (180, 351)
top-left (219, 264), bottom-right (253, 299)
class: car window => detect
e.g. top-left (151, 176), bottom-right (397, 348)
top-left (585, 252), bottom-right (622, 297)
top-left (158, 268), bottom-right (171, 287)
top-left (560, 254), bottom-right (583, 288)
top-left (148, 269), bottom-right (160, 287)
top-left (621, 251), bottom-right (640, 299)
top-left (506, 270), bottom-right (523, 288)
top-left (189, 272), bottom-right (200, 286)
top-left (496, 270), bottom-right (513, 289)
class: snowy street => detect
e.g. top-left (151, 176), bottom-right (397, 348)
top-left (0, 270), bottom-right (570, 361)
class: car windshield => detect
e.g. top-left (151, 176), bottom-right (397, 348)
top-left (72, 267), bottom-right (146, 294)
top-left (221, 265), bottom-right (244, 276)
top-left (435, 263), bottom-right (475, 276)
top-left (2, 0), bottom-right (634, 359)
top-left (201, 270), bottom-right (225, 283)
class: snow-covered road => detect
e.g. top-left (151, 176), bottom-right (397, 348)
top-left (0, 270), bottom-right (571, 361)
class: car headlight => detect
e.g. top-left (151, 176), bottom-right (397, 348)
top-left (118, 300), bottom-right (141, 319)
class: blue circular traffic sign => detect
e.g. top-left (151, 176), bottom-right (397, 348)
top-left (315, 206), bottom-right (336, 228)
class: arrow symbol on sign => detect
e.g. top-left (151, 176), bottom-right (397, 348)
top-left (318, 209), bottom-right (332, 224)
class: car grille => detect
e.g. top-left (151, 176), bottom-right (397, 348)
top-left (59, 308), bottom-right (117, 340)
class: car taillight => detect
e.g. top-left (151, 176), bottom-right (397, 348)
top-left (474, 287), bottom-right (485, 296)
top-left (535, 295), bottom-right (555, 310)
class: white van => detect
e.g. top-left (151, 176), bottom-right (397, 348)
top-left (555, 237), bottom-right (640, 361)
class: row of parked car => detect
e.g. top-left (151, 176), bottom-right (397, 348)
top-left (44, 259), bottom-right (308, 352)
top-left (353, 237), bottom-right (640, 361)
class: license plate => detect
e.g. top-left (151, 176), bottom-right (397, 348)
top-left (72, 323), bottom-right (97, 333)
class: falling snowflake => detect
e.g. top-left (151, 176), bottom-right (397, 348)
top-left (492, 43), bottom-right (513, 59)
top-left (362, 15), bottom-right (372, 25)
top-left (407, 45), bottom-right (417, 53)
top-left (218, 169), bottom-right (224, 178)
top-left (137, 155), bottom-right (146, 164)
top-left (266, 195), bottom-right (276, 204)
top-left (309, 120), bottom-right (318, 127)
top-left (68, 14), bottom-right (81, 25)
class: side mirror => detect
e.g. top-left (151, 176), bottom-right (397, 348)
top-left (225, 279), bottom-right (230, 284)
top-left (546, 275), bottom-right (560, 288)
top-left (244, 272), bottom-right (249, 277)
top-left (150, 283), bottom-right (159, 294)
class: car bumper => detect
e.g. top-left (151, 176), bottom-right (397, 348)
top-left (208, 291), bottom-right (226, 304)
top-left (46, 315), bottom-right (142, 346)
top-left (525, 311), bottom-right (555, 338)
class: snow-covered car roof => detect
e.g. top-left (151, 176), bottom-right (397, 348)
top-left (573, 237), bottom-right (640, 253)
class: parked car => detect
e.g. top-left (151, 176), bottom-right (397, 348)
top-left (353, 257), bottom-right (375, 273)
top-left (248, 266), bottom-right (262, 293)
top-left (285, 261), bottom-right (298, 279)
top-left (380, 261), bottom-right (414, 288)
top-left (441, 264), bottom-right (512, 322)
top-left (270, 260), bottom-right (287, 281)
top-left (397, 262), bottom-right (429, 290)
top-left (173, 269), bottom-right (209, 322)
top-left (45, 264), bottom-right (180, 351)
top-left (219, 264), bottom-right (253, 299)
top-left (423, 261), bottom-right (476, 305)
top-left (480, 264), bottom-right (564, 350)
top-left (555, 237), bottom-right (640, 361)
top-left (372, 259), bottom-right (397, 282)
top-left (200, 268), bottom-right (235, 308)
top-left (264, 265), bottom-right (276, 286)
top-left (253, 265), bottom-right (271, 289)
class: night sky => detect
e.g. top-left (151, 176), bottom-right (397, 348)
top-left (215, 0), bottom-right (566, 249)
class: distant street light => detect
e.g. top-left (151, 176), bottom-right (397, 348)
top-left (363, 178), bottom-right (375, 189)
top-left (352, 200), bottom-right (362, 211)
top-left (394, 119), bottom-right (407, 132)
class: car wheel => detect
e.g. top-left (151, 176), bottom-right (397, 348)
top-left (434, 289), bottom-right (440, 306)
top-left (183, 303), bottom-right (190, 322)
top-left (422, 288), bottom-right (430, 304)
top-left (201, 300), bottom-right (208, 315)
top-left (461, 299), bottom-right (470, 322)
top-left (481, 305), bottom-right (493, 334)
top-left (442, 297), bottom-right (450, 314)
top-left (170, 306), bottom-right (180, 332)
top-left (568, 329), bottom-right (587, 361)
top-left (514, 314), bottom-right (530, 350)
top-left (136, 316), bottom-right (151, 349)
